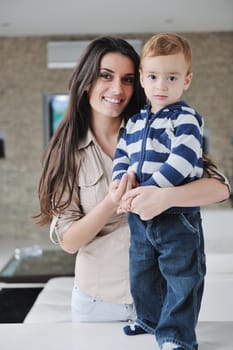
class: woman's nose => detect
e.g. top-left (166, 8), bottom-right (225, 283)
top-left (110, 78), bottom-right (123, 93)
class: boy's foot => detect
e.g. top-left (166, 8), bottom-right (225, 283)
top-left (123, 322), bottom-right (147, 335)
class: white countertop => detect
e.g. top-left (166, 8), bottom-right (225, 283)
top-left (0, 322), bottom-right (232, 350)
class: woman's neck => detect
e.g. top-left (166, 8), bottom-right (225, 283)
top-left (90, 115), bottom-right (122, 159)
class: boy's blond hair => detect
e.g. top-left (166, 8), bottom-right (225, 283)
top-left (140, 32), bottom-right (192, 74)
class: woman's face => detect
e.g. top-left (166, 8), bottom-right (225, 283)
top-left (88, 52), bottom-right (135, 119)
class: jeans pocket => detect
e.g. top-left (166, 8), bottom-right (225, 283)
top-left (179, 213), bottom-right (199, 234)
top-left (72, 287), bottom-right (96, 316)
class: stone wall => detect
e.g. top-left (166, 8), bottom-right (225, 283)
top-left (0, 32), bottom-right (232, 239)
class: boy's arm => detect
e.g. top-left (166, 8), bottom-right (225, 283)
top-left (112, 133), bottom-right (130, 180)
top-left (143, 113), bottom-right (203, 187)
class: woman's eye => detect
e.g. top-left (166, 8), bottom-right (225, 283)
top-left (99, 72), bottom-right (111, 80)
top-left (123, 76), bottom-right (135, 84)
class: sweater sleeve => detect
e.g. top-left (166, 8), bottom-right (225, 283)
top-left (142, 112), bottom-right (203, 187)
top-left (112, 130), bottom-right (130, 180)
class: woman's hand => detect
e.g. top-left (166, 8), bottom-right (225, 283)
top-left (122, 186), bottom-right (171, 220)
top-left (117, 172), bottom-right (138, 213)
top-left (122, 177), bottom-right (230, 220)
top-left (108, 173), bottom-right (129, 208)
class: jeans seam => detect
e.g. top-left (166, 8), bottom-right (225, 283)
top-left (159, 337), bottom-right (197, 350)
top-left (136, 319), bottom-right (155, 334)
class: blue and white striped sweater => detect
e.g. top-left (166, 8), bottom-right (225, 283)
top-left (112, 101), bottom-right (204, 188)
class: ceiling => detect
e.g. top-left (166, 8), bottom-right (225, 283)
top-left (1, 0), bottom-right (233, 37)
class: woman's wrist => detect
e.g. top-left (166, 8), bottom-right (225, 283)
top-left (103, 193), bottom-right (119, 214)
top-left (158, 187), bottom-right (176, 209)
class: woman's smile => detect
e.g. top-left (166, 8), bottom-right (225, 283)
top-left (103, 96), bottom-right (123, 105)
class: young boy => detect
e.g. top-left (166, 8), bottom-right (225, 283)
top-left (112, 33), bottom-right (205, 350)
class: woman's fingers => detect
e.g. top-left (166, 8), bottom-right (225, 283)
top-left (122, 186), bottom-right (141, 201)
top-left (117, 173), bottom-right (129, 197)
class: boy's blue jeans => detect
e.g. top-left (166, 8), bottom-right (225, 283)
top-left (128, 211), bottom-right (206, 350)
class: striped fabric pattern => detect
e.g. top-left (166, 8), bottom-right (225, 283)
top-left (112, 101), bottom-right (204, 187)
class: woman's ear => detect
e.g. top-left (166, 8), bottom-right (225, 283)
top-left (84, 84), bottom-right (90, 93)
top-left (184, 72), bottom-right (193, 91)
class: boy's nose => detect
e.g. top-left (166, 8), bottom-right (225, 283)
top-left (156, 78), bottom-right (167, 90)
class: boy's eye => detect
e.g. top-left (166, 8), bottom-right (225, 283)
top-left (148, 74), bottom-right (157, 80)
top-left (168, 76), bottom-right (177, 82)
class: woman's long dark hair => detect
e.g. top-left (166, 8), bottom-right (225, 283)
top-left (37, 36), bottom-right (146, 225)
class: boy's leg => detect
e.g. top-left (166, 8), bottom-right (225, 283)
top-left (154, 212), bottom-right (205, 350)
top-left (127, 212), bottom-right (166, 334)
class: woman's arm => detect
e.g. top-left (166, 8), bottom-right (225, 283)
top-left (60, 174), bottom-right (129, 253)
top-left (122, 178), bottom-right (230, 221)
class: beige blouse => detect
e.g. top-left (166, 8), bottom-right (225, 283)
top-left (50, 128), bottom-right (132, 304)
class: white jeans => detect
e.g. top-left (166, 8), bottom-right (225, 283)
top-left (72, 286), bottom-right (136, 322)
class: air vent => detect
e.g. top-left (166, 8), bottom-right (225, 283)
top-left (47, 39), bottom-right (142, 69)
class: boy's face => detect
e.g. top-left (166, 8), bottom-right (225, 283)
top-left (140, 53), bottom-right (192, 113)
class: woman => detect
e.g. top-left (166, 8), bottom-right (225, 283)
top-left (37, 36), bottom-right (229, 323)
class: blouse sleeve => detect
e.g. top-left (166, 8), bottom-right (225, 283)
top-left (50, 186), bottom-right (83, 244)
top-left (203, 166), bottom-right (231, 193)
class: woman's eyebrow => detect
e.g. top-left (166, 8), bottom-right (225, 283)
top-left (100, 67), bottom-right (114, 73)
top-left (100, 68), bottom-right (135, 76)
